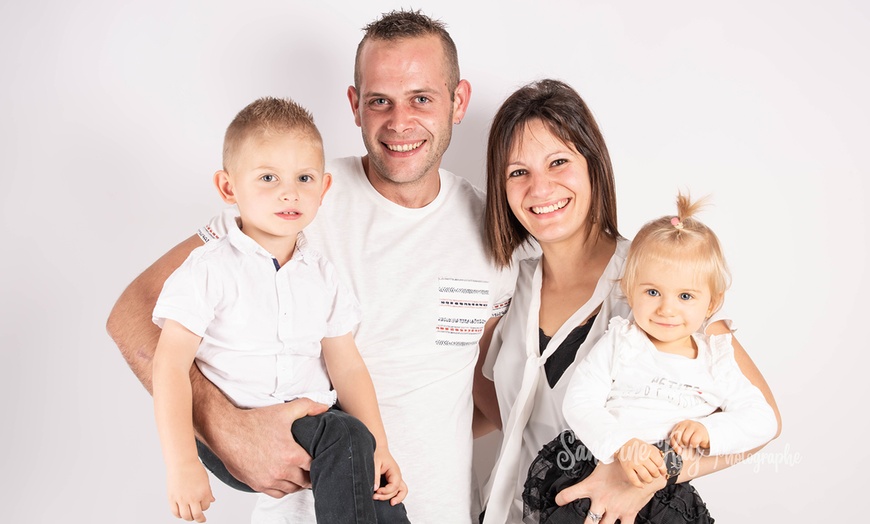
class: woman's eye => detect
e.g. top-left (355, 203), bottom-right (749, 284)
top-left (551, 158), bottom-right (567, 167)
top-left (508, 169), bottom-right (527, 178)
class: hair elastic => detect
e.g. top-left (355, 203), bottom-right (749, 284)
top-left (670, 216), bottom-right (684, 230)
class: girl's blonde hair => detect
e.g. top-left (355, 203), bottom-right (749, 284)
top-left (621, 192), bottom-right (731, 313)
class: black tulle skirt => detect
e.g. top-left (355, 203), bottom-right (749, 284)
top-left (523, 430), bottom-right (714, 524)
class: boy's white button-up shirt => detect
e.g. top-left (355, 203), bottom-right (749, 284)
top-left (153, 222), bottom-right (360, 408)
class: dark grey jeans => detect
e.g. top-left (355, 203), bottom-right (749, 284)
top-left (196, 408), bottom-right (410, 523)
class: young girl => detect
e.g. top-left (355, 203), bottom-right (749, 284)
top-left (522, 193), bottom-right (778, 524)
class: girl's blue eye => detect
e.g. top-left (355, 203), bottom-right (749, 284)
top-left (261, 174), bottom-right (276, 182)
top-left (680, 293), bottom-right (693, 301)
top-left (645, 289), bottom-right (660, 297)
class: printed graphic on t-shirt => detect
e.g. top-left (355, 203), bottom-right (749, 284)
top-left (436, 277), bottom-right (490, 348)
top-left (610, 377), bottom-right (707, 409)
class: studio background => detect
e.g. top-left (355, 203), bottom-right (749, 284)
top-left (1, 1), bottom-right (866, 522)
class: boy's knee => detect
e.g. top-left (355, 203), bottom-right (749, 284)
top-left (330, 411), bottom-right (376, 448)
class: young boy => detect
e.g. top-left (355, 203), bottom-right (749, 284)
top-left (151, 97), bottom-right (408, 523)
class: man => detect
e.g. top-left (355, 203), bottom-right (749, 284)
top-left (107, 10), bottom-right (514, 523)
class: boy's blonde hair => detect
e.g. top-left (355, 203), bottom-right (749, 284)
top-left (223, 96), bottom-right (323, 171)
top-left (621, 192), bottom-right (731, 313)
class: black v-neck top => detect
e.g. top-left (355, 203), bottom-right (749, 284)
top-left (538, 314), bottom-right (598, 388)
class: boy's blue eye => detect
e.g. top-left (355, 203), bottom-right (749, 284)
top-left (260, 174), bottom-right (276, 182)
top-left (299, 174), bottom-right (313, 182)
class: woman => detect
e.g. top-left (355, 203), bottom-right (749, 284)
top-left (476, 79), bottom-right (781, 524)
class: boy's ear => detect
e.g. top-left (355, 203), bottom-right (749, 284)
top-left (214, 170), bottom-right (237, 204)
top-left (319, 173), bottom-right (333, 204)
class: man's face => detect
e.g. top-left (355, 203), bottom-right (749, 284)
top-left (348, 35), bottom-right (469, 189)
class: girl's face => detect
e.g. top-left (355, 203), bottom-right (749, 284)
top-left (504, 118), bottom-right (593, 247)
top-left (628, 256), bottom-right (718, 355)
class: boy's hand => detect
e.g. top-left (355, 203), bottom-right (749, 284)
top-left (669, 420), bottom-right (710, 454)
top-left (167, 461), bottom-right (215, 522)
top-left (373, 448), bottom-right (408, 505)
top-left (615, 438), bottom-right (665, 488)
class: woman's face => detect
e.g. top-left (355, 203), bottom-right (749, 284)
top-left (504, 118), bottom-right (592, 247)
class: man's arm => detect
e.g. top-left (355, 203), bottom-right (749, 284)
top-left (106, 234), bottom-right (317, 498)
top-left (107, 235), bottom-right (201, 393)
top-left (473, 316), bottom-right (503, 436)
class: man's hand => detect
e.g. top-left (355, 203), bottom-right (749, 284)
top-left (207, 398), bottom-right (328, 499)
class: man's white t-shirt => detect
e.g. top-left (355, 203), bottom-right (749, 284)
top-left (200, 157), bottom-right (515, 524)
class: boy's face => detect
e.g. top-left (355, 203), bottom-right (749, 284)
top-left (215, 131), bottom-right (330, 254)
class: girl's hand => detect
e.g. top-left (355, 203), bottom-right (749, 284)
top-left (615, 438), bottom-right (666, 488)
top-left (166, 461), bottom-right (215, 522)
top-left (373, 448), bottom-right (408, 505)
top-left (555, 460), bottom-right (663, 524)
top-left (669, 420), bottom-right (710, 454)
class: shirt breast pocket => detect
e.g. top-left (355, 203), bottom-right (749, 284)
top-left (435, 277), bottom-right (491, 350)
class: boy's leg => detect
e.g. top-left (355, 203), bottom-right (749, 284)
top-left (291, 408), bottom-right (380, 523)
top-left (195, 439), bottom-right (255, 493)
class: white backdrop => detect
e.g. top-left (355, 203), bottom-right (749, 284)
top-left (2, 1), bottom-right (867, 522)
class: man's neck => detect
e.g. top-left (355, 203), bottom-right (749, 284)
top-left (361, 155), bottom-right (441, 209)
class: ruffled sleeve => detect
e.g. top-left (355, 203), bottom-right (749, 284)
top-left (699, 334), bottom-right (778, 455)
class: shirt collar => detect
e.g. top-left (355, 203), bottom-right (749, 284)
top-left (226, 217), bottom-right (311, 266)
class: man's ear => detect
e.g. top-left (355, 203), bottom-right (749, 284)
top-left (452, 79), bottom-right (472, 124)
top-left (319, 173), bottom-right (333, 205)
top-left (347, 86), bottom-right (362, 128)
top-left (214, 170), bottom-right (237, 204)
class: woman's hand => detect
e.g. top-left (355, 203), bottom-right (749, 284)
top-left (555, 460), bottom-right (664, 524)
